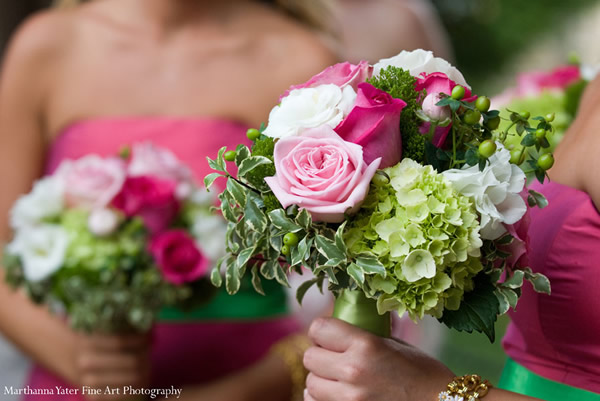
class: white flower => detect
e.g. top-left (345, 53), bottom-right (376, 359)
top-left (263, 84), bottom-right (357, 138)
top-left (10, 177), bottom-right (65, 230)
top-left (374, 49), bottom-right (470, 89)
top-left (442, 144), bottom-right (527, 240)
top-left (87, 208), bottom-right (120, 237)
top-left (7, 225), bottom-right (70, 282)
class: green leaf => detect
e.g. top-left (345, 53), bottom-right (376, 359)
top-left (528, 189), bottom-right (548, 209)
top-left (521, 133), bottom-right (536, 147)
top-left (250, 265), bottom-right (265, 296)
top-left (323, 258), bottom-right (344, 267)
top-left (465, 148), bottom-right (479, 166)
top-left (204, 173), bottom-right (223, 190)
top-left (274, 265), bottom-right (290, 288)
top-left (495, 289), bottom-right (510, 315)
top-left (502, 287), bottom-right (519, 309)
top-left (260, 259), bottom-right (278, 280)
top-left (225, 257), bottom-right (241, 295)
top-left (502, 270), bottom-right (524, 289)
top-left (270, 235), bottom-right (283, 252)
top-left (325, 266), bottom-right (338, 285)
top-left (210, 256), bottom-right (226, 287)
top-left (235, 144), bottom-right (251, 165)
top-left (524, 269), bottom-right (551, 294)
top-left (268, 209), bottom-right (303, 233)
top-left (335, 221), bottom-right (348, 255)
top-left (296, 277), bottom-right (319, 305)
top-left (244, 197), bottom-right (268, 233)
top-left (438, 273), bottom-right (500, 342)
top-left (238, 156), bottom-right (272, 177)
top-left (347, 263), bottom-right (365, 285)
top-left (227, 178), bottom-right (247, 208)
top-left (295, 208), bottom-right (312, 230)
top-left (538, 136), bottom-right (550, 149)
top-left (355, 255), bottom-right (386, 276)
top-left (315, 235), bottom-right (346, 262)
top-left (495, 234), bottom-right (514, 246)
top-left (207, 146), bottom-right (228, 172)
top-left (535, 169), bottom-right (546, 184)
top-left (236, 247), bottom-right (256, 273)
top-left (291, 236), bottom-right (311, 267)
top-left (220, 197), bottom-right (237, 222)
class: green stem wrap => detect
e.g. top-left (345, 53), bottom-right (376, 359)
top-left (332, 290), bottom-right (391, 337)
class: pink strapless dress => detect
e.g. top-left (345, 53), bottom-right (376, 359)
top-left (24, 118), bottom-right (300, 400)
top-left (502, 180), bottom-right (600, 393)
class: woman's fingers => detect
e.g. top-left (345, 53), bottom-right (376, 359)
top-left (305, 373), bottom-right (365, 401)
top-left (77, 351), bottom-right (148, 372)
top-left (81, 334), bottom-right (150, 352)
top-left (303, 346), bottom-right (345, 381)
top-left (308, 318), bottom-right (370, 352)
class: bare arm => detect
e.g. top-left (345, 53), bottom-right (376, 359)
top-left (304, 318), bottom-right (541, 401)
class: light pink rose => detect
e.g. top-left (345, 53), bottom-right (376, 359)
top-left (280, 61), bottom-right (372, 100)
top-left (149, 230), bottom-right (209, 285)
top-left (492, 65), bottom-right (581, 107)
top-left (415, 72), bottom-right (476, 148)
top-left (112, 176), bottom-right (179, 234)
top-left (128, 143), bottom-right (194, 198)
top-left (264, 126), bottom-right (381, 223)
top-left (57, 155), bottom-right (126, 209)
top-left (335, 82), bottom-right (406, 168)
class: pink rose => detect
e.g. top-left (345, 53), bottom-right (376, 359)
top-left (112, 176), bottom-right (179, 234)
top-left (280, 61), bottom-right (372, 100)
top-left (128, 142), bottom-right (194, 198)
top-left (150, 230), bottom-right (209, 285)
top-left (264, 126), bottom-right (381, 223)
top-left (335, 82), bottom-right (406, 168)
top-left (57, 155), bottom-right (126, 209)
top-left (499, 202), bottom-right (531, 270)
top-left (416, 72), bottom-right (476, 148)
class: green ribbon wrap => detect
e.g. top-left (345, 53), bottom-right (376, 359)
top-left (499, 358), bottom-right (600, 401)
top-left (332, 290), bottom-right (391, 337)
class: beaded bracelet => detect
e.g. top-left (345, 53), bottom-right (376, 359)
top-left (438, 374), bottom-right (492, 401)
top-left (269, 334), bottom-right (311, 401)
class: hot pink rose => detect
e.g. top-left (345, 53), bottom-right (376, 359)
top-left (335, 82), bottom-right (406, 168)
top-left (128, 142), bottom-right (194, 198)
top-left (280, 61), bottom-right (372, 100)
top-left (57, 155), bottom-right (126, 209)
top-left (112, 176), bottom-right (179, 234)
top-left (150, 230), bottom-right (209, 285)
top-left (416, 72), bottom-right (476, 148)
top-left (264, 126), bottom-right (381, 223)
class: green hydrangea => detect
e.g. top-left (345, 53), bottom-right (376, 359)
top-left (344, 158), bottom-right (483, 320)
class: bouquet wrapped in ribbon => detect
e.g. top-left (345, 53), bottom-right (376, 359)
top-left (3, 143), bottom-right (224, 333)
top-left (205, 49), bottom-right (552, 341)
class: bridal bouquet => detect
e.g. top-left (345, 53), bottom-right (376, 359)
top-left (205, 49), bottom-right (551, 341)
top-left (3, 143), bottom-right (224, 333)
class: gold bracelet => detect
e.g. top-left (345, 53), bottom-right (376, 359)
top-left (269, 334), bottom-right (311, 401)
top-left (438, 374), bottom-right (492, 401)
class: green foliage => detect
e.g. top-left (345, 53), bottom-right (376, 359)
top-left (246, 137), bottom-right (276, 191)
top-left (368, 67), bottom-right (426, 163)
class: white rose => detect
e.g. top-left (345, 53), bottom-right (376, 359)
top-left (442, 144), bottom-right (527, 240)
top-left (263, 84), bottom-right (357, 138)
top-left (7, 225), bottom-right (70, 282)
top-left (374, 49), bottom-right (470, 89)
top-left (88, 208), bottom-right (120, 237)
top-left (57, 155), bottom-right (126, 209)
top-left (10, 177), bottom-right (65, 230)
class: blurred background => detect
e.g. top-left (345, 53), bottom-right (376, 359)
top-left (1, 0), bottom-right (599, 396)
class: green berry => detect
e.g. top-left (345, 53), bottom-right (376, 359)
top-left (546, 113), bottom-right (555, 122)
top-left (372, 172), bottom-right (390, 186)
top-left (464, 109), bottom-right (481, 125)
top-left (478, 140), bottom-right (497, 158)
top-left (537, 153), bottom-right (555, 170)
top-left (281, 245), bottom-right (291, 256)
top-left (283, 232), bottom-right (299, 247)
top-left (535, 128), bottom-right (546, 139)
top-left (246, 128), bottom-right (261, 141)
top-left (475, 96), bottom-right (491, 113)
top-left (519, 111), bottom-right (531, 119)
top-left (485, 116), bottom-right (501, 130)
top-left (224, 150), bottom-right (237, 162)
top-left (509, 148), bottom-right (524, 165)
top-left (451, 85), bottom-right (466, 100)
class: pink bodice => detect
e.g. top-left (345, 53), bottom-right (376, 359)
top-left (502, 180), bottom-right (600, 392)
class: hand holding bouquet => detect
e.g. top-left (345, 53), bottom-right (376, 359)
top-left (3, 143), bottom-right (224, 333)
top-left (206, 49), bottom-right (552, 341)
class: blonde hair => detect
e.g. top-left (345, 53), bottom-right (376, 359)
top-left (53, 0), bottom-right (334, 32)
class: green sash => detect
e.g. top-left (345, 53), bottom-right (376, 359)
top-left (499, 358), bottom-right (600, 401)
top-left (158, 277), bottom-right (289, 322)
